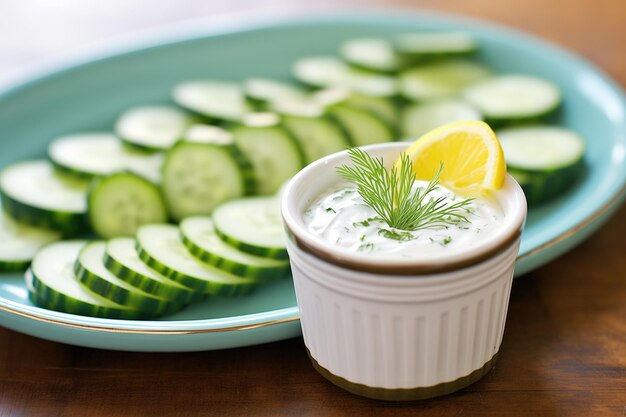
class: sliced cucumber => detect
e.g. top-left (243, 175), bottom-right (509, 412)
top-left (136, 224), bottom-right (257, 296)
top-left (184, 124), bottom-right (233, 144)
top-left (272, 97), bottom-right (350, 164)
top-left (393, 32), bottom-right (478, 60)
top-left (400, 59), bottom-right (492, 101)
top-left (231, 113), bottom-right (303, 195)
top-left (312, 88), bottom-right (394, 145)
top-left (87, 172), bottom-right (167, 238)
top-left (180, 217), bottom-right (290, 280)
top-left (28, 240), bottom-right (145, 319)
top-left (0, 210), bottom-right (60, 271)
top-left (75, 241), bottom-right (181, 316)
top-left (312, 87), bottom-right (398, 128)
top-left (104, 237), bottom-right (198, 303)
top-left (293, 56), bottom-right (397, 97)
top-left (340, 38), bottom-right (402, 73)
top-left (343, 93), bottom-right (398, 128)
top-left (49, 133), bottom-right (124, 178)
top-left (243, 78), bottom-right (308, 108)
top-left (172, 80), bottom-right (252, 122)
top-left (0, 160), bottom-right (88, 234)
top-left (329, 105), bottom-right (394, 146)
top-left (281, 115), bottom-right (350, 164)
top-left (509, 167), bottom-right (583, 206)
top-left (115, 106), bottom-right (196, 151)
top-left (162, 139), bottom-right (252, 221)
top-left (499, 126), bottom-right (585, 205)
top-left (125, 151), bottom-right (164, 185)
top-left (47, 133), bottom-right (139, 176)
top-left (499, 126), bottom-right (585, 171)
top-left (463, 75), bottom-right (561, 124)
top-left (48, 132), bottom-right (164, 183)
top-left (212, 196), bottom-right (287, 260)
top-left (507, 169), bottom-right (549, 206)
top-left (401, 99), bottom-right (482, 140)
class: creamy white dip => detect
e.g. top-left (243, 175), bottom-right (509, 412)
top-left (303, 182), bottom-right (504, 259)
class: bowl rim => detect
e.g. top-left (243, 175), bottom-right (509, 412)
top-left (281, 142), bottom-right (527, 275)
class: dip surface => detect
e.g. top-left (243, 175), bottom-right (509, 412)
top-left (303, 182), bottom-right (504, 259)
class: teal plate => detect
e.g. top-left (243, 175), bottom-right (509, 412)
top-left (0, 12), bottom-right (625, 352)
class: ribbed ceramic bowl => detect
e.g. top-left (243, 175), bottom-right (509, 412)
top-left (281, 142), bottom-right (527, 400)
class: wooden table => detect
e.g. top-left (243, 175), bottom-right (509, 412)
top-left (1, 1), bottom-right (625, 416)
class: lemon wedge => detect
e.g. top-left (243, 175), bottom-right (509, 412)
top-left (396, 120), bottom-right (506, 194)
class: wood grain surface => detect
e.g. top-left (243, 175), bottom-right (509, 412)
top-left (1, 1), bottom-right (625, 416)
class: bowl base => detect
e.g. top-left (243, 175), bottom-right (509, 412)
top-left (308, 349), bottom-right (498, 401)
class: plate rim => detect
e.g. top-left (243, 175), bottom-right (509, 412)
top-left (0, 9), bottom-right (625, 337)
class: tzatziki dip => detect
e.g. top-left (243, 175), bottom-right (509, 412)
top-left (303, 182), bottom-right (504, 259)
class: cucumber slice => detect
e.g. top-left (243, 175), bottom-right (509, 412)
top-left (243, 78), bottom-right (308, 108)
top-left (499, 126), bottom-right (585, 205)
top-left (48, 133), bottom-right (156, 178)
top-left (340, 38), bottom-right (402, 73)
top-left (136, 224), bottom-right (257, 296)
top-left (329, 105), bottom-right (394, 146)
top-left (499, 126), bottom-right (585, 171)
top-left (74, 241), bottom-right (180, 316)
top-left (0, 210), bottom-right (60, 271)
top-left (509, 167), bottom-right (582, 206)
top-left (272, 98), bottom-right (350, 164)
top-left (115, 106), bottom-right (196, 151)
top-left (343, 93), bottom-right (398, 128)
top-left (463, 75), bottom-right (561, 124)
top-left (172, 80), bottom-right (252, 122)
top-left (400, 59), bottom-right (492, 101)
top-left (87, 172), bottom-right (167, 238)
top-left (104, 237), bottom-right (198, 303)
top-left (49, 133), bottom-right (124, 178)
top-left (28, 240), bottom-right (145, 319)
top-left (125, 151), bottom-right (164, 185)
top-left (293, 56), bottom-right (397, 97)
top-left (507, 170), bottom-right (545, 206)
top-left (393, 32), bottom-right (478, 60)
top-left (48, 132), bottom-right (164, 183)
top-left (162, 139), bottom-right (252, 221)
top-left (0, 160), bottom-right (88, 234)
top-left (401, 99), bottom-right (482, 140)
top-left (180, 217), bottom-right (290, 280)
top-left (281, 115), bottom-right (350, 164)
top-left (231, 113), bottom-right (303, 195)
top-left (183, 124), bottom-right (234, 144)
top-left (312, 87), bottom-right (398, 128)
top-left (212, 196), bottom-right (287, 260)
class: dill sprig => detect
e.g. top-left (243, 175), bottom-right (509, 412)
top-left (336, 148), bottom-right (473, 232)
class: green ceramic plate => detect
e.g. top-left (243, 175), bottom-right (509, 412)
top-left (0, 12), bottom-right (625, 351)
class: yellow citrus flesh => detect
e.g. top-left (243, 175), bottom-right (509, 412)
top-left (396, 120), bottom-right (506, 195)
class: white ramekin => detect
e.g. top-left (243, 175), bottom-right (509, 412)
top-left (281, 142), bottom-right (527, 401)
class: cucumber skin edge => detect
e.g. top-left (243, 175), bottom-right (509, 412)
top-left (73, 252), bottom-right (180, 316)
top-left (134, 241), bottom-right (257, 297)
top-left (0, 193), bottom-right (89, 237)
top-left (180, 231), bottom-right (290, 281)
top-left (118, 136), bottom-right (168, 153)
top-left (28, 270), bottom-right (147, 319)
top-left (50, 158), bottom-right (97, 181)
top-left (102, 252), bottom-right (199, 304)
top-left (212, 225), bottom-right (289, 261)
top-left (0, 259), bottom-right (31, 272)
top-left (508, 159), bottom-right (584, 206)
